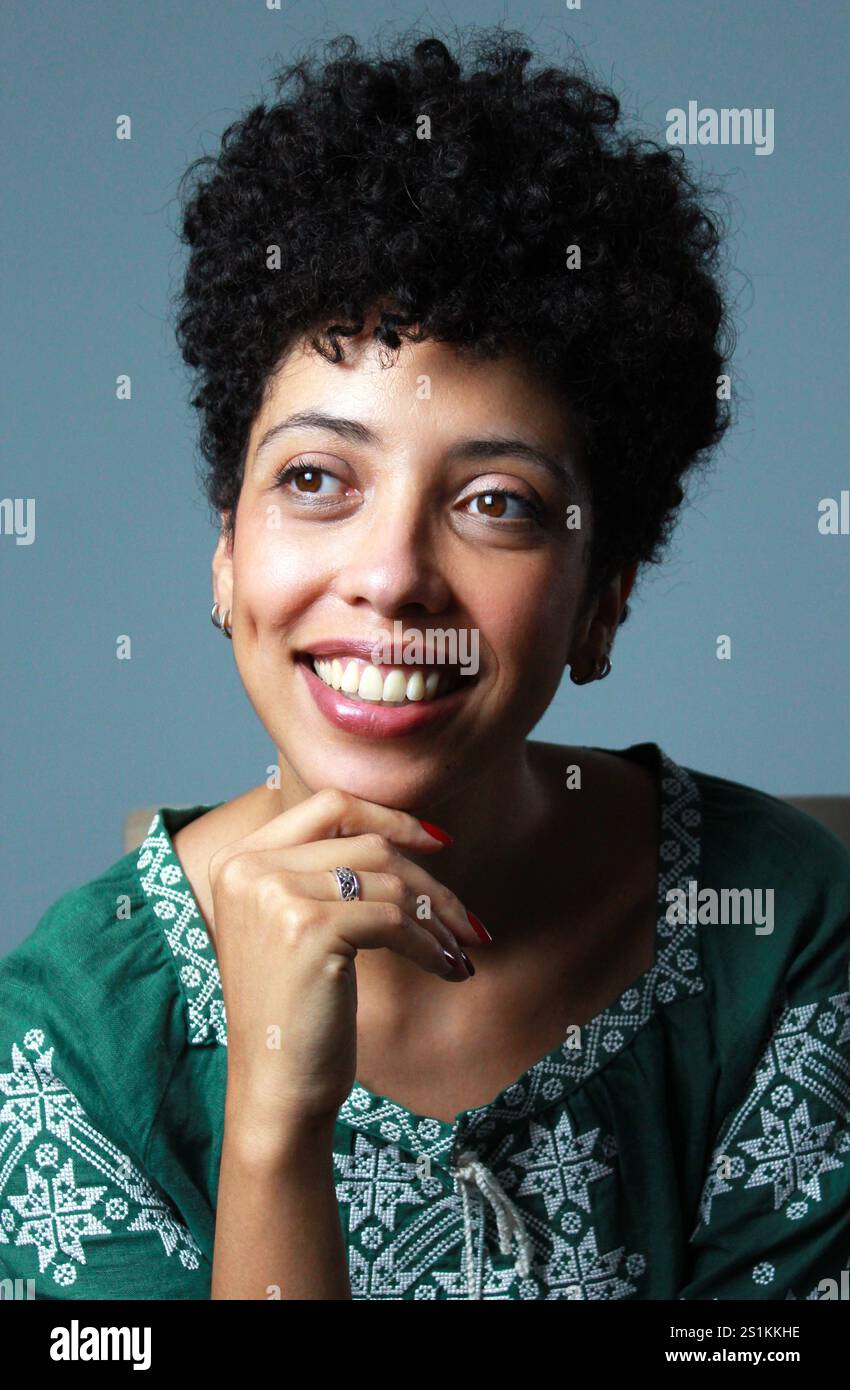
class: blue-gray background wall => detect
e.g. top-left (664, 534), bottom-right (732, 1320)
top-left (2, 0), bottom-right (848, 950)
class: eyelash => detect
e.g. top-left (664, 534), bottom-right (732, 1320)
top-left (271, 461), bottom-right (545, 523)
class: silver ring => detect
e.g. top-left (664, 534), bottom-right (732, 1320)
top-left (333, 867), bottom-right (360, 902)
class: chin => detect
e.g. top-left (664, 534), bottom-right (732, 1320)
top-left (284, 749), bottom-right (460, 814)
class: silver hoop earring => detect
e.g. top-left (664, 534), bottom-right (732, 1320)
top-left (570, 653), bottom-right (612, 685)
top-left (211, 603), bottom-right (233, 640)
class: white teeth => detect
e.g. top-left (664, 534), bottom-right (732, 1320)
top-left (358, 666), bottom-right (384, 702)
top-left (341, 660), bottom-right (361, 694)
top-left (406, 670), bottom-right (425, 702)
top-left (311, 658), bottom-right (455, 705)
top-left (382, 670), bottom-right (407, 703)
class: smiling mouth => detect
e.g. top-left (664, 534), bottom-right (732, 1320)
top-left (300, 654), bottom-right (473, 706)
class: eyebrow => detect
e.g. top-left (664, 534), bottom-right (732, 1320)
top-left (253, 410), bottom-right (579, 489)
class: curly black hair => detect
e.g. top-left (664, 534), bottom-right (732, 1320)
top-left (172, 25), bottom-right (736, 624)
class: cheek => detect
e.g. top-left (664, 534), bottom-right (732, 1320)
top-left (232, 510), bottom-right (318, 615)
top-left (483, 561), bottom-right (578, 676)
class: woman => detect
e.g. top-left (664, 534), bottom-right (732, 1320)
top-left (1, 29), bottom-right (848, 1302)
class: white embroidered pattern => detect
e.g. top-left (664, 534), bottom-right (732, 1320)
top-left (331, 1110), bottom-right (647, 1299)
top-left (0, 1030), bottom-right (202, 1288)
top-left (136, 815), bottom-right (227, 1046)
top-left (693, 963), bottom-right (850, 1232)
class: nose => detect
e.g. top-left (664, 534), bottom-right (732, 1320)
top-left (334, 502), bottom-right (452, 619)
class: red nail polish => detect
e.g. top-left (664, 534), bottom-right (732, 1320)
top-left (459, 950), bottom-right (475, 977)
top-left (419, 819), bottom-right (454, 845)
top-left (467, 911), bottom-right (493, 944)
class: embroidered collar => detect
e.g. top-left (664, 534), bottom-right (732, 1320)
top-left (135, 808), bottom-right (227, 1047)
top-left (135, 745), bottom-right (703, 1161)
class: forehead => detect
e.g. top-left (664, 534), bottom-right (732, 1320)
top-left (251, 330), bottom-right (584, 470)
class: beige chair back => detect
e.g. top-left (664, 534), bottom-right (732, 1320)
top-left (781, 797), bottom-right (850, 851)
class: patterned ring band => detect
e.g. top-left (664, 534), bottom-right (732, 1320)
top-left (333, 867), bottom-right (361, 902)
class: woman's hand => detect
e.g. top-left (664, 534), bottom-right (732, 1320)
top-left (207, 788), bottom-right (485, 1148)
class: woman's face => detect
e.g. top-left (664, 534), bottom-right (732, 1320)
top-left (213, 328), bottom-right (615, 811)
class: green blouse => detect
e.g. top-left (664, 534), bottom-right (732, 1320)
top-left (1, 743), bottom-right (849, 1301)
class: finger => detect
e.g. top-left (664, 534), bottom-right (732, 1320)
top-left (284, 867), bottom-right (470, 964)
top-left (229, 836), bottom-right (486, 950)
top-left (295, 899), bottom-right (470, 982)
top-left (211, 788), bottom-right (452, 861)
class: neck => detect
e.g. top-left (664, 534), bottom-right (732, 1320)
top-left (266, 737), bottom-right (565, 941)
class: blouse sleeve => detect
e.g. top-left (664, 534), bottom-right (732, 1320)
top-left (677, 851), bottom-right (850, 1302)
top-left (0, 1025), bottom-right (208, 1300)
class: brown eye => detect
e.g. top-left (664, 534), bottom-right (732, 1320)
top-left (295, 469), bottom-right (322, 493)
top-left (477, 492), bottom-right (506, 517)
top-left (464, 489), bottom-right (542, 524)
top-left (273, 461), bottom-right (349, 498)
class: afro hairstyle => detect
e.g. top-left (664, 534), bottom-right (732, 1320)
top-left (172, 25), bottom-right (737, 624)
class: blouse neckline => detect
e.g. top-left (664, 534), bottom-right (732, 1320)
top-left (134, 742), bottom-right (704, 1164)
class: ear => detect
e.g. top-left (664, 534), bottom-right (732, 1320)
top-left (566, 561), bottom-right (639, 668)
top-left (619, 561), bottom-right (639, 610)
top-left (211, 510), bottom-right (234, 611)
top-left (591, 562), bottom-right (639, 631)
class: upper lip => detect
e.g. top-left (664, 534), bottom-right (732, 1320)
top-left (298, 637), bottom-right (470, 667)
top-left (298, 638), bottom-right (395, 661)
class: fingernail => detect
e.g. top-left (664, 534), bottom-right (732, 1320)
top-left (420, 819), bottom-right (454, 845)
top-left (466, 911), bottom-right (493, 944)
top-left (459, 950), bottom-right (475, 977)
top-left (442, 948), bottom-right (459, 973)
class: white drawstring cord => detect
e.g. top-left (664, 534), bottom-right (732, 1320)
top-left (453, 1149), bottom-right (535, 1299)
